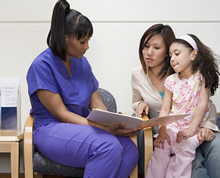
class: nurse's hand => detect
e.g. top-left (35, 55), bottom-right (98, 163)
top-left (107, 123), bottom-right (140, 136)
top-left (136, 102), bottom-right (149, 118)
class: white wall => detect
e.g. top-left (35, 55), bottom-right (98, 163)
top-left (0, 0), bottom-right (220, 173)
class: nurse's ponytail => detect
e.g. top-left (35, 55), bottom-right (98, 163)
top-left (47, 0), bottom-right (70, 61)
top-left (47, 0), bottom-right (93, 61)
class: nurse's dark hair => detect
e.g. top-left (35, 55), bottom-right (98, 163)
top-left (139, 24), bottom-right (175, 79)
top-left (47, 0), bottom-right (93, 61)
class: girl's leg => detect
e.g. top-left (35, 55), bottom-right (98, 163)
top-left (34, 122), bottom-right (138, 178)
top-left (166, 134), bottom-right (200, 178)
top-left (145, 147), bottom-right (171, 178)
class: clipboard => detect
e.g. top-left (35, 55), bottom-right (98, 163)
top-left (87, 109), bottom-right (189, 129)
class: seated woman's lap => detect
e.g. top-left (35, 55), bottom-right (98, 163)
top-left (192, 132), bottom-right (220, 178)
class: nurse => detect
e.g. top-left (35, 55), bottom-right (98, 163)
top-left (26, 0), bottom-right (139, 177)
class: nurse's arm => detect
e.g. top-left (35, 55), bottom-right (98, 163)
top-left (89, 90), bottom-right (108, 111)
top-left (36, 89), bottom-right (139, 136)
top-left (36, 89), bottom-right (90, 125)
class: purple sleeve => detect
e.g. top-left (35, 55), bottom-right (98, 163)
top-left (26, 59), bottom-right (59, 97)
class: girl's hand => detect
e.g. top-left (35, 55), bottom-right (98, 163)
top-left (197, 127), bottom-right (215, 144)
top-left (153, 126), bottom-right (170, 149)
top-left (107, 123), bottom-right (140, 137)
top-left (136, 102), bottom-right (149, 118)
top-left (176, 128), bottom-right (195, 143)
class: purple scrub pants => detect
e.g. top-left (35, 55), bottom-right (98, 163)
top-left (34, 122), bottom-right (138, 178)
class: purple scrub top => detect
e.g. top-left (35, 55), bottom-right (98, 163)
top-left (26, 48), bottom-right (99, 129)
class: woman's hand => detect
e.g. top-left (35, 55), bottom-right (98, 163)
top-left (136, 102), bottom-right (149, 118)
top-left (107, 123), bottom-right (140, 137)
top-left (197, 127), bottom-right (215, 144)
top-left (153, 126), bottom-right (170, 149)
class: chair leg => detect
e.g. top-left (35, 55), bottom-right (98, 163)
top-left (129, 134), bottom-right (138, 178)
top-left (34, 172), bottom-right (43, 178)
top-left (37, 174), bottom-right (43, 178)
top-left (144, 127), bottom-right (153, 176)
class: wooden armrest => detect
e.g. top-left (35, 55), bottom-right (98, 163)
top-left (24, 115), bottom-right (34, 178)
top-left (142, 115), bottom-right (153, 176)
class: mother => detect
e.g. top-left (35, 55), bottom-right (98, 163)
top-left (131, 23), bottom-right (220, 178)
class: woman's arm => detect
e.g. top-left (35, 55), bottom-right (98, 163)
top-left (132, 87), bottom-right (149, 117)
top-left (131, 71), bottom-right (149, 117)
top-left (197, 101), bottom-right (217, 143)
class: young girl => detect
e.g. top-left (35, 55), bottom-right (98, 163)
top-left (145, 34), bottom-right (219, 178)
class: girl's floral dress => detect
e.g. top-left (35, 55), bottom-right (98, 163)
top-left (164, 70), bottom-right (210, 129)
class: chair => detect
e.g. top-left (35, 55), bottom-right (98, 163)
top-left (24, 88), bottom-right (153, 178)
top-left (143, 116), bottom-right (153, 176)
top-left (217, 112), bottom-right (220, 129)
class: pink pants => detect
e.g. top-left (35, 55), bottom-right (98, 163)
top-left (146, 124), bottom-right (200, 178)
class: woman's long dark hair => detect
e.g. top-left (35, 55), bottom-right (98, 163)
top-left (47, 0), bottom-right (93, 61)
top-left (173, 34), bottom-right (219, 96)
top-left (139, 24), bottom-right (176, 79)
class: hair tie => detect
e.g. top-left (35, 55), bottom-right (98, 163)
top-left (177, 34), bottom-right (198, 50)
